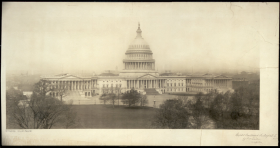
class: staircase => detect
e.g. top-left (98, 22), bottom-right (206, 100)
top-left (67, 91), bottom-right (81, 97)
top-left (144, 88), bottom-right (160, 95)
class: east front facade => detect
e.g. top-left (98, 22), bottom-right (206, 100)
top-left (41, 23), bottom-right (233, 97)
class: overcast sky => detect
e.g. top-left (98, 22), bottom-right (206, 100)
top-left (2, 2), bottom-right (278, 74)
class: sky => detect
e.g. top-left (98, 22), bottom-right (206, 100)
top-left (2, 2), bottom-right (278, 75)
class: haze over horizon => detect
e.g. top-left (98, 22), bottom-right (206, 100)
top-left (3, 3), bottom-right (275, 75)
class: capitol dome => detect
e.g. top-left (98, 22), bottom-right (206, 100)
top-left (125, 23), bottom-right (153, 54)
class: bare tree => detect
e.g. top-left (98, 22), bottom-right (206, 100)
top-left (99, 93), bottom-right (108, 105)
top-left (188, 92), bottom-right (209, 129)
top-left (140, 94), bottom-right (148, 107)
top-left (151, 98), bottom-right (190, 129)
top-left (121, 88), bottom-right (141, 107)
top-left (6, 81), bottom-right (78, 129)
top-left (49, 81), bottom-right (70, 102)
top-left (115, 87), bottom-right (122, 106)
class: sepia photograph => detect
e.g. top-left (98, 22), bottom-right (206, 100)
top-left (2, 2), bottom-right (278, 146)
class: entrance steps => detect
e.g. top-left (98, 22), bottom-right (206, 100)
top-left (144, 88), bottom-right (160, 95)
top-left (67, 91), bottom-right (81, 97)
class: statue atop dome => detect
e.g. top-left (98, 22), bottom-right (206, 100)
top-left (136, 22), bottom-right (142, 38)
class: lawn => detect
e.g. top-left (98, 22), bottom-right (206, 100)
top-left (53, 105), bottom-right (158, 129)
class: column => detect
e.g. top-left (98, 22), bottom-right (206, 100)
top-left (146, 80), bottom-right (147, 88)
top-left (156, 80), bottom-right (158, 88)
top-left (91, 80), bottom-right (92, 89)
top-left (145, 62), bottom-right (146, 69)
top-left (226, 80), bottom-right (228, 87)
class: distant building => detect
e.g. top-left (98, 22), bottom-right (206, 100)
top-left (41, 23), bottom-right (233, 97)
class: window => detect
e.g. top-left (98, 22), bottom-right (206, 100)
top-left (111, 84), bottom-right (113, 87)
top-left (107, 84), bottom-right (108, 88)
top-left (103, 84), bottom-right (105, 88)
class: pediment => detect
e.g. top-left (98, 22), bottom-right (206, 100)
top-left (60, 75), bottom-right (83, 79)
top-left (215, 75), bottom-right (228, 78)
top-left (138, 74), bottom-right (157, 79)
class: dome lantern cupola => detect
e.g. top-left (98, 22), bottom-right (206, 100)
top-left (136, 22), bottom-right (142, 38)
top-left (126, 23), bottom-right (152, 54)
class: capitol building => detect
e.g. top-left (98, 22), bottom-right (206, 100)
top-left (41, 23), bottom-right (233, 97)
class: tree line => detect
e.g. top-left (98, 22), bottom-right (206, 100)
top-left (99, 88), bottom-right (148, 108)
top-left (151, 83), bottom-right (259, 129)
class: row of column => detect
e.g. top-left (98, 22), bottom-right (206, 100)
top-left (127, 79), bottom-right (165, 89)
top-left (124, 62), bottom-right (155, 70)
top-left (205, 79), bottom-right (229, 87)
top-left (50, 80), bottom-right (98, 90)
top-left (127, 53), bottom-right (152, 59)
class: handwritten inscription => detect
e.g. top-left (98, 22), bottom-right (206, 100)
top-left (235, 132), bottom-right (278, 144)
